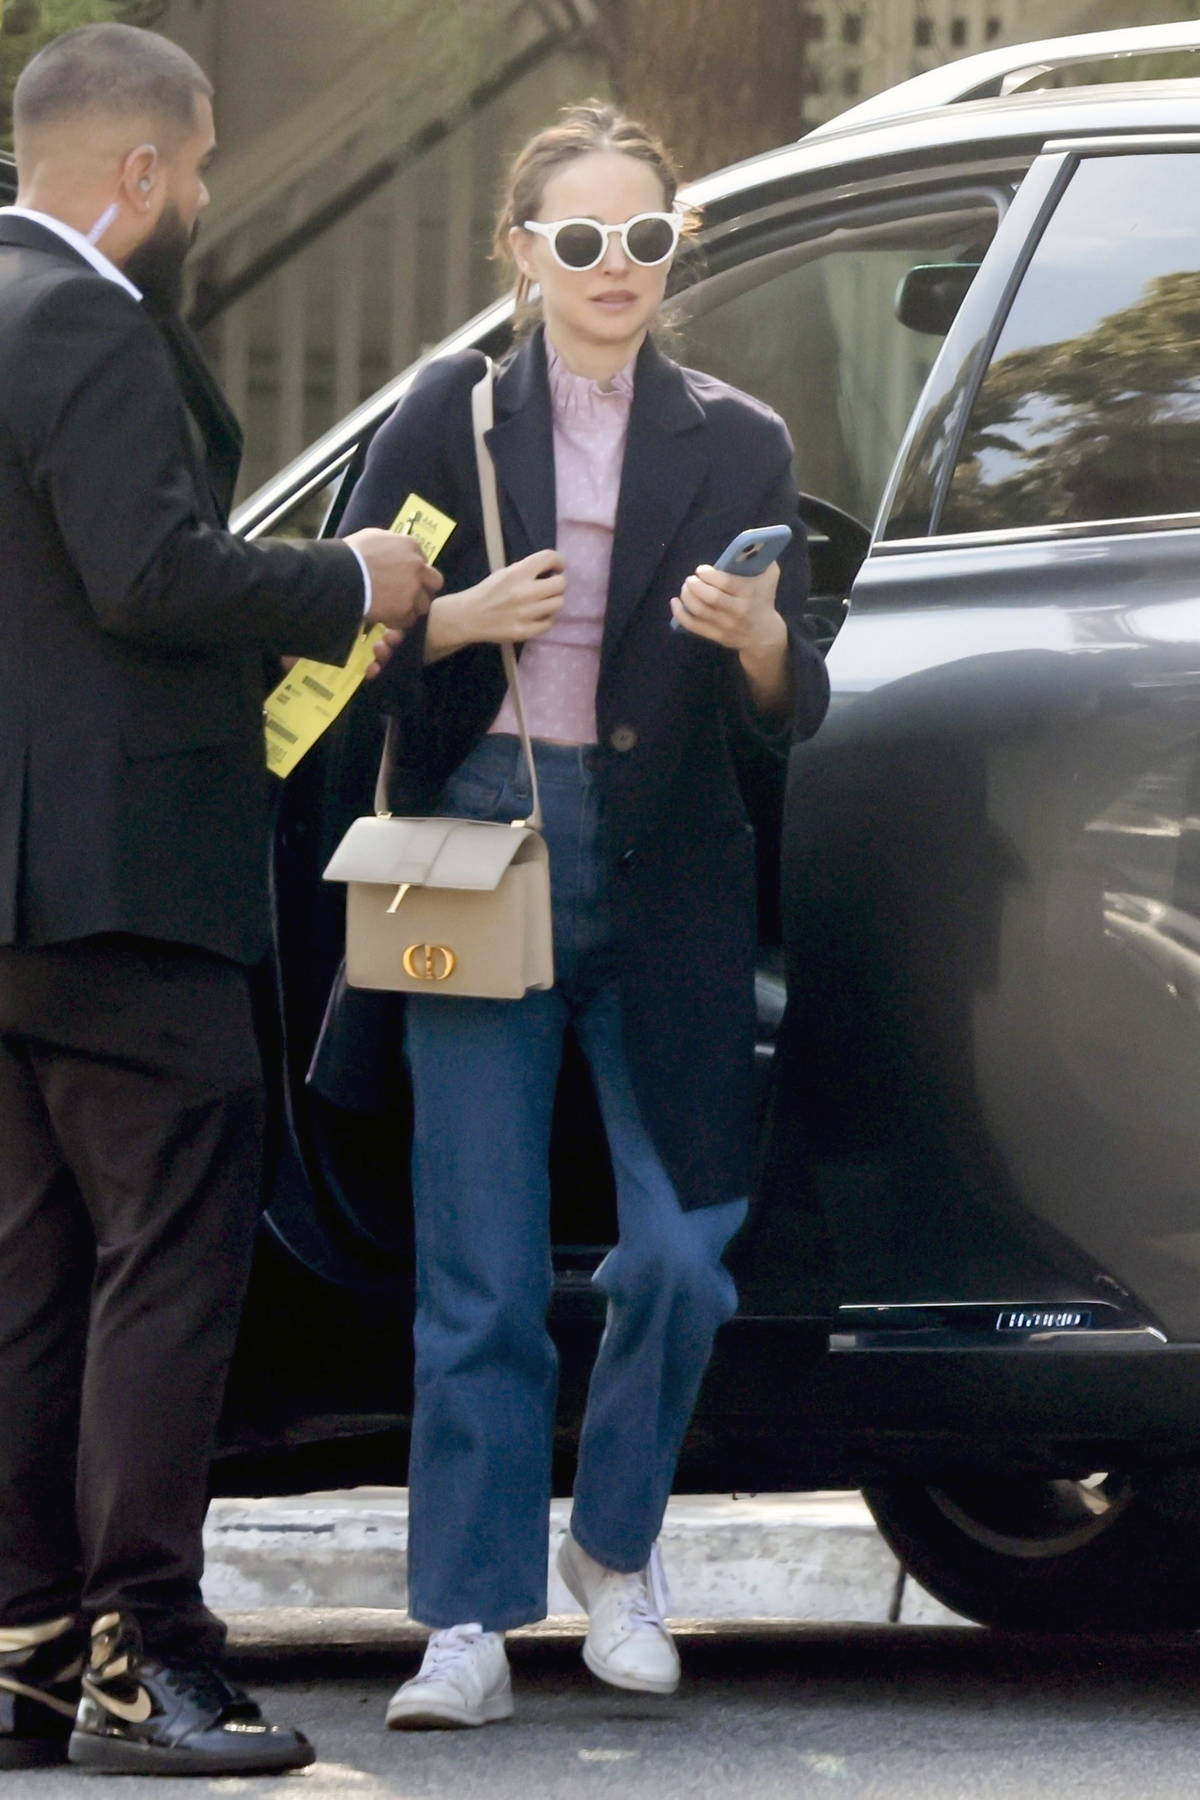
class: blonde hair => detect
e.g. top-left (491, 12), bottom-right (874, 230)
top-left (494, 100), bottom-right (698, 326)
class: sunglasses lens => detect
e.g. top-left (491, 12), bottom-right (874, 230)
top-left (626, 216), bottom-right (676, 265)
top-left (553, 222), bottom-right (605, 269)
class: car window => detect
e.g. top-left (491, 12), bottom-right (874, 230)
top-left (245, 463), bottom-right (349, 543)
top-left (675, 200), bottom-right (1000, 529)
top-left (941, 153), bottom-right (1200, 536)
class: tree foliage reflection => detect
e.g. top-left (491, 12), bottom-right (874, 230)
top-left (945, 269), bottom-right (1200, 533)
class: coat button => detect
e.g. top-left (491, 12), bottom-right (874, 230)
top-left (618, 848), bottom-right (638, 871)
top-left (609, 724), bottom-right (638, 752)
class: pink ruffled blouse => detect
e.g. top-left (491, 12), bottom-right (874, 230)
top-left (490, 345), bottom-right (635, 745)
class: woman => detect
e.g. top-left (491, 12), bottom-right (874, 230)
top-left (328, 101), bottom-right (829, 1726)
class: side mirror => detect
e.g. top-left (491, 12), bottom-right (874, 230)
top-left (895, 263), bottom-right (981, 336)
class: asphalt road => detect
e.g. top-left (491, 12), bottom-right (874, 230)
top-left (22, 1611), bottom-right (1200, 1798)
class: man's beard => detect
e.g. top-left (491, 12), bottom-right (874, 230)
top-left (124, 204), bottom-right (198, 318)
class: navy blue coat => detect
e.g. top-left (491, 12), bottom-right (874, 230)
top-left (314, 326), bottom-right (829, 1209)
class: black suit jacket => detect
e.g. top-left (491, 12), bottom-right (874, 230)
top-left (0, 215), bottom-right (364, 964)
top-left (314, 328), bottom-right (830, 1210)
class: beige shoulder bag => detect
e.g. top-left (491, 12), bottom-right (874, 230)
top-left (322, 362), bottom-right (554, 999)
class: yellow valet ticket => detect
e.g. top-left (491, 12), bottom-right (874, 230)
top-left (263, 494), bottom-right (456, 779)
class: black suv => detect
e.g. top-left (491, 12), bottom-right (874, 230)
top-left (12, 18), bottom-right (1200, 1631)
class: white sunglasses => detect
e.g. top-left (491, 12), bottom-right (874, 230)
top-left (522, 210), bottom-right (682, 272)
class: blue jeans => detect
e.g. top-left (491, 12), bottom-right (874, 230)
top-left (404, 735), bottom-right (747, 1631)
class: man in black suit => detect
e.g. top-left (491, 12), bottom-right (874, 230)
top-left (0, 22), bottom-right (441, 1776)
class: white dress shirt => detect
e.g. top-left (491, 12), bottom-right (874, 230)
top-left (0, 204), bottom-right (141, 296)
top-left (0, 204), bottom-right (372, 616)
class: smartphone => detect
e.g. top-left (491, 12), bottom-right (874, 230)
top-left (671, 523), bottom-right (793, 631)
top-left (713, 523), bottom-right (793, 576)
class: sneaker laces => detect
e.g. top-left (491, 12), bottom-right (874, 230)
top-left (412, 1623), bottom-right (488, 1684)
top-left (162, 1662), bottom-right (255, 1723)
top-left (615, 1546), bottom-right (672, 1631)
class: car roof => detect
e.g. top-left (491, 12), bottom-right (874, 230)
top-left (807, 16), bottom-right (1200, 137)
top-left (690, 84), bottom-right (1200, 218)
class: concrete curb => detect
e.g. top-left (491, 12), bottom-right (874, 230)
top-left (202, 1490), bottom-right (965, 1626)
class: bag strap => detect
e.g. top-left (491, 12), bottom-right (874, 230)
top-left (373, 358), bottom-right (543, 830)
top-left (470, 360), bottom-right (543, 832)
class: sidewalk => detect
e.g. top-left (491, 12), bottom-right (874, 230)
top-left (203, 1490), bottom-right (965, 1626)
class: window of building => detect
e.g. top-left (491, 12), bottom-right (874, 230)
top-left (803, 66), bottom-right (825, 95)
top-left (950, 17), bottom-right (967, 46)
top-left (914, 16), bottom-right (934, 47)
top-left (842, 67), bottom-right (862, 96)
top-left (941, 154), bottom-right (1200, 536)
top-left (842, 11), bottom-right (863, 44)
top-left (800, 9), bottom-right (826, 40)
top-left (986, 16), bottom-right (1003, 39)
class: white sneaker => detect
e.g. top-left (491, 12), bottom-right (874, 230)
top-left (385, 1624), bottom-right (513, 1730)
top-left (557, 1532), bottom-right (681, 1695)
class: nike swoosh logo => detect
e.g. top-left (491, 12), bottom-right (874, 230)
top-left (82, 1676), bottom-right (154, 1724)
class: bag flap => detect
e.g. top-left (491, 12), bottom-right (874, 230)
top-left (324, 815), bottom-right (537, 892)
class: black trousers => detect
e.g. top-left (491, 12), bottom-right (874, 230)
top-left (0, 934), bottom-right (264, 1660)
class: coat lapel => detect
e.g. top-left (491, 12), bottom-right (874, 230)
top-left (603, 335), bottom-right (707, 657)
top-left (484, 330), bottom-right (557, 559)
top-left (157, 314), bottom-right (244, 524)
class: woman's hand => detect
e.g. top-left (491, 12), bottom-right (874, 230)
top-left (424, 551), bottom-right (567, 663)
top-left (670, 560), bottom-right (792, 717)
top-left (669, 560), bottom-right (784, 654)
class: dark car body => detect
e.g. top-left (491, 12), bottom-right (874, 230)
top-left (14, 19), bottom-right (1200, 1626)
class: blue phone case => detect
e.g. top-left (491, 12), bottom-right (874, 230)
top-left (712, 524), bottom-right (793, 576)
top-left (671, 524), bottom-right (793, 630)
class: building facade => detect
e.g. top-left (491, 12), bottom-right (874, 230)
top-left (163, 0), bottom-right (607, 497)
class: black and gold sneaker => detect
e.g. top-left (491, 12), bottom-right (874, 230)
top-left (68, 1612), bottom-right (315, 1775)
top-left (0, 1614), bottom-right (85, 1768)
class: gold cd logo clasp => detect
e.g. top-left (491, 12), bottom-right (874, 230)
top-left (402, 944), bottom-right (457, 982)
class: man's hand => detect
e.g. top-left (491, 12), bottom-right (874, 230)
top-left (278, 623), bottom-right (400, 682)
top-left (348, 528), bottom-right (444, 631)
top-left (364, 627), bottom-right (404, 682)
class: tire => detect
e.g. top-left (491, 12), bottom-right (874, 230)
top-left (864, 1467), bottom-right (1200, 1630)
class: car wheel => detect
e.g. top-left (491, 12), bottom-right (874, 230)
top-left (864, 1468), bottom-right (1200, 1629)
